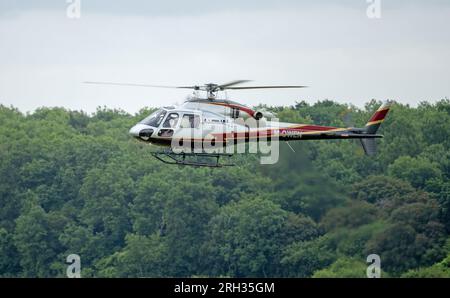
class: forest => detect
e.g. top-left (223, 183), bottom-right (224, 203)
top-left (0, 99), bottom-right (449, 278)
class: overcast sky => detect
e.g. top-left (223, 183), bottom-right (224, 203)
top-left (0, 0), bottom-right (449, 113)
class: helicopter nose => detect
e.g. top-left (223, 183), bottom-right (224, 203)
top-left (129, 125), bottom-right (141, 137)
top-left (129, 124), bottom-right (154, 140)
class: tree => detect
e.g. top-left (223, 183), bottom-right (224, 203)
top-left (58, 224), bottom-right (106, 274)
top-left (377, 105), bottom-right (425, 165)
top-left (389, 202), bottom-right (441, 233)
top-left (161, 179), bottom-right (219, 277)
top-left (312, 257), bottom-right (368, 278)
top-left (420, 106), bottom-right (450, 148)
top-left (1, 100), bottom-right (450, 278)
top-left (79, 162), bottom-right (135, 252)
top-left (13, 204), bottom-right (58, 277)
top-left (205, 198), bottom-right (288, 277)
top-left (364, 223), bottom-right (445, 274)
top-left (281, 236), bottom-right (336, 277)
top-left (401, 239), bottom-right (450, 278)
top-left (0, 228), bottom-right (20, 276)
top-left (96, 233), bottom-right (168, 277)
top-left (330, 221), bottom-right (388, 258)
top-left (261, 143), bottom-right (346, 220)
top-left (130, 174), bottom-right (171, 236)
top-left (351, 175), bottom-right (430, 215)
top-left (388, 156), bottom-right (442, 189)
top-left (320, 200), bottom-right (378, 232)
top-left (280, 213), bottom-right (320, 244)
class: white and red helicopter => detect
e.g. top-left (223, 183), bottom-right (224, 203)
top-left (86, 80), bottom-right (392, 167)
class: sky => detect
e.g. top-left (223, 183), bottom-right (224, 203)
top-left (0, 0), bottom-right (449, 114)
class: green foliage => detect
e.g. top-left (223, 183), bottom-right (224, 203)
top-left (312, 257), bottom-right (367, 278)
top-left (365, 222), bottom-right (446, 275)
top-left (402, 264), bottom-right (450, 278)
top-left (261, 143), bottom-right (347, 220)
top-left (281, 236), bottom-right (336, 277)
top-left (0, 99), bottom-right (449, 277)
top-left (388, 156), bottom-right (442, 189)
top-left (320, 201), bottom-right (378, 231)
top-left (204, 198), bottom-right (288, 277)
top-left (351, 175), bottom-right (430, 215)
top-left (13, 204), bottom-right (64, 277)
top-left (330, 221), bottom-right (388, 258)
top-left (0, 228), bottom-right (20, 276)
top-left (401, 240), bottom-right (450, 278)
top-left (96, 233), bottom-right (168, 277)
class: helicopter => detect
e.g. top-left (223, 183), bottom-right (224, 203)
top-left (85, 80), bottom-right (392, 167)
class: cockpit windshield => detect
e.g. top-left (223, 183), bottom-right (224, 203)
top-left (140, 109), bottom-right (167, 127)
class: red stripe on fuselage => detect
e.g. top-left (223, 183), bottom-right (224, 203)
top-left (210, 102), bottom-right (255, 117)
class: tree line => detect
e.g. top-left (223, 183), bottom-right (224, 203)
top-left (0, 99), bottom-right (449, 277)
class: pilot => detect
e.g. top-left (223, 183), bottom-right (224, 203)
top-left (164, 113), bottom-right (179, 128)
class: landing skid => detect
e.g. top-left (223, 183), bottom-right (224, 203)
top-left (151, 150), bottom-right (235, 168)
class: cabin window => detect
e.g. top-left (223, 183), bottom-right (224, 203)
top-left (181, 114), bottom-right (200, 128)
top-left (162, 113), bottom-right (179, 128)
top-left (140, 109), bottom-right (166, 127)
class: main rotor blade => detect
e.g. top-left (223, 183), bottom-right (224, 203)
top-left (226, 85), bottom-right (308, 90)
top-left (84, 81), bottom-right (195, 89)
top-left (84, 81), bottom-right (308, 92)
top-left (218, 80), bottom-right (252, 89)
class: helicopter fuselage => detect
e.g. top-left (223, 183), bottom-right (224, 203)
top-left (129, 99), bottom-right (383, 151)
